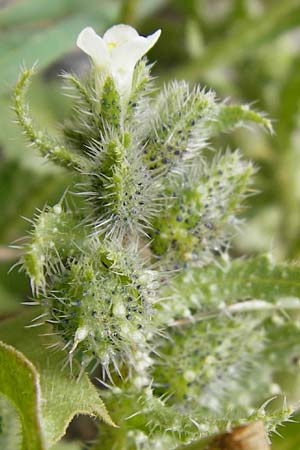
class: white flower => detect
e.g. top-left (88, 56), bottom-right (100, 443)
top-left (76, 24), bottom-right (161, 101)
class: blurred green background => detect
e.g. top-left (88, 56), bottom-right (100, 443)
top-left (1, 0), bottom-right (300, 448)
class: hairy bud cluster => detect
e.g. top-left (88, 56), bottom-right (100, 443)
top-left (14, 24), bottom-right (294, 450)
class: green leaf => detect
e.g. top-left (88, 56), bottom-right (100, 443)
top-left (0, 341), bottom-right (45, 450)
top-left (0, 393), bottom-right (22, 450)
top-left (14, 67), bottom-right (85, 171)
top-left (166, 255), bottom-right (300, 316)
top-left (0, 310), bottom-right (115, 449)
top-left (209, 104), bottom-right (273, 136)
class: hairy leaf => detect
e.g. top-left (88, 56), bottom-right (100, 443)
top-left (165, 255), bottom-right (300, 318)
top-left (0, 393), bottom-right (22, 450)
top-left (208, 104), bottom-right (273, 136)
top-left (0, 341), bottom-right (45, 450)
top-left (0, 310), bottom-right (114, 449)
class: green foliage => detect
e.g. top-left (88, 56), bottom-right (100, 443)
top-left (14, 68), bottom-right (85, 170)
top-left (10, 44), bottom-right (299, 448)
top-left (150, 151), bottom-right (254, 266)
top-left (164, 255), bottom-right (300, 314)
top-left (0, 311), bottom-right (114, 450)
top-left (2, 1), bottom-right (300, 448)
top-left (0, 394), bottom-right (22, 450)
top-left (153, 318), bottom-right (265, 412)
top-left (13, 57), bottom-right (270, 376)
top-left (22, 205), bottom-right (85, 292)
top-left (0, 340), bottom-right (46, 450)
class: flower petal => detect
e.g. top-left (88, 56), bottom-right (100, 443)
top-left (110, 29), bottom-right (161, 100)
top-left (103, 24), bottom-right (139, 46)
top-left (113, 68), bottom-right (135, 102)
top-left (146, 29), bottom-right (161, 50)
top-left (76, 27), bottom-right (110, 68)
top-left (76, 25), bottom-right (161, 102)
top-left (111, 29), bottom-right (161, 70)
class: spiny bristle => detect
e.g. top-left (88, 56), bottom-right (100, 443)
top-left (15, 55), bottom-right (288, 450)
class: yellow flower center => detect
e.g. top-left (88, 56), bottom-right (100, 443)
top-left (107, 41), bottom-right (117, 50)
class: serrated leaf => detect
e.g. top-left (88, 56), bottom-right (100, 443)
top-left (0, 310), bottom-right (115, 449)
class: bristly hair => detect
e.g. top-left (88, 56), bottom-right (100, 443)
top-left (15, 46), bottom-right (288, 450)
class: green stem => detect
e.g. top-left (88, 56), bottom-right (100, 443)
top-left (14, 67), bottom-right (84, 171)
top-left (274, 57), bottom-right (300, 259)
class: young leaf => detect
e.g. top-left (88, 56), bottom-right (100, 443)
top-left (207, 104), bottom-right (273, 136)
top-left (14, 67), bottom-right (85, 171)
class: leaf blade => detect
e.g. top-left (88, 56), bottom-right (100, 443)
top-left (0, 310), bottom-right (115, 448)
top-left (0, 341), bottom-right (45, 450)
